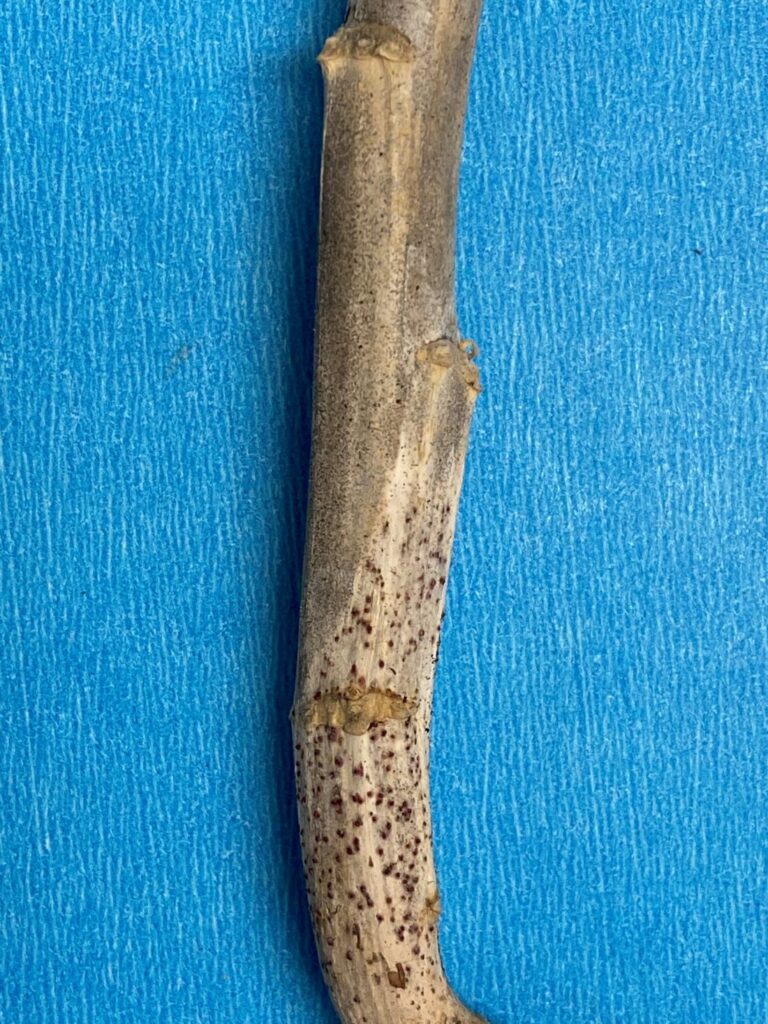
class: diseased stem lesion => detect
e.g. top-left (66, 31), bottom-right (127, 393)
top-left (292, 2), bottom-right (486, 1022)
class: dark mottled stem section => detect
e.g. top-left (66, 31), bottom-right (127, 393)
top-left (292, 2), bottom-right (485, 1022)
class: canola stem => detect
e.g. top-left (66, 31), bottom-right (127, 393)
top-left (292, 3), bottom-right (485, 1021)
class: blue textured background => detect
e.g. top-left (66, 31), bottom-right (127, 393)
top-left (1, 2), bottom-right (767, 1022)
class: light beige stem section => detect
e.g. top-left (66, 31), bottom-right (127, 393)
top-left (292, 2), bottom-right (485, 1022)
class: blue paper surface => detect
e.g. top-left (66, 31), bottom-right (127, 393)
top-left (1, 2), bottom-right (766, 1021)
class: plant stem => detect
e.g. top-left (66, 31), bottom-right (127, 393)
top-left (292, 2), bottom-right (485, 1021)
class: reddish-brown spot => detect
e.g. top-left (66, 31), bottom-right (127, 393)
top-left (388, 963), bottom-right (407, 989)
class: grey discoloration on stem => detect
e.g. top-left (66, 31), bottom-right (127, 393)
top-left (292, 1), bottom-right (485, 1021)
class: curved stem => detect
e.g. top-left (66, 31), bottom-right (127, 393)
top-left (292, 2), bottom-right (484, 1021)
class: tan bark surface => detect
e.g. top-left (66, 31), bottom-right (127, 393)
top-left (292, 3), bottom-right (485, 1021)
